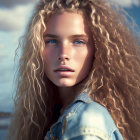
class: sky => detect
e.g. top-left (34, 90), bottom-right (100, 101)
top-left (0, 0), bottom-right (140, 112)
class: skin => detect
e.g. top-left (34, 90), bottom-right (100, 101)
top-left (43, 12), bottom-right (94, 106)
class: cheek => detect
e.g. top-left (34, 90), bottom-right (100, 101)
top-left (74, 49), bottom-right (88, 60)
top-left (43, 48), bottom-right (49, 58)
top-left (43, 48), bottom-right (53, 64)
top-left (43, 49), bottom-right (52, 76)
top-left (75, 48), bottom-right (92, 65)
top-left (43, 50), bottom-right (51, 71)
top-left (80, 48), bottom-right (94, 71)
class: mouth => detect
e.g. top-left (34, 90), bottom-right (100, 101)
top-left (54, 66), bottom-right (75, 77)
top-left (54, 66), bottom-right (75, 72)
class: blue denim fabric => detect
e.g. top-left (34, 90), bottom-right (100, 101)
top-left (44, 93), bottom-right (123, 140)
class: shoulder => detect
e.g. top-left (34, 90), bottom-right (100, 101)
top-left (78, 101), bottom-right (116, 132)
top-left (62, 101), bottom-right (123, 140)
top-left (65, 101), bottom-right (116, 132)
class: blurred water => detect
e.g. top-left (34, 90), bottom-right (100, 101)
top-left (0, 129), bottom-right (8, 140)
top-left (0, 117), bottom-right (11, 140)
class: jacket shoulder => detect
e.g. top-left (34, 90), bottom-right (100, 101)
top-left (78, 101), bottom-right (117, 132)
top-left (62, 101), bottom-right (123, 140)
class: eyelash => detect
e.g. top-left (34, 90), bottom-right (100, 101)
top-left (45, 39), bottom-right (86, 46)
top-left (45, 39), bottom-right (58, 44)
top-left (73, 40), bottom-right (85, 45)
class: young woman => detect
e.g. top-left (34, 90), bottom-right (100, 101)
top-left (8, 0), bottom-right (140, 140)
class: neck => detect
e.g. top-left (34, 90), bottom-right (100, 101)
top-left (58, 87), bottom-right (75, 105)
top-left (57, 86), bottom-right (80, 111)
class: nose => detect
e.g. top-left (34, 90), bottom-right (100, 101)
top-left (57, 42), bottom-right (71, 61)
top-left (58, 54), bottom-right (69, 61)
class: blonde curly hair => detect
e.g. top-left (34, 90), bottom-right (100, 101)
top-left (8, 0), bottom-right (140, 139)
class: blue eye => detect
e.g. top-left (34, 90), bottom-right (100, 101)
top-left (74, 40), bottom-right (85, 45)
top-left (46, 39), bottom-right (57, 44)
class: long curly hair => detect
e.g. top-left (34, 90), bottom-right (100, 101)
top-left (8, 0), bottom-right (140, 140)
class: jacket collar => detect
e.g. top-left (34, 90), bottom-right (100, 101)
top-left (50, 92), bottom-right (92, 130)
top-left (72, 92), bottom-right (92, 104)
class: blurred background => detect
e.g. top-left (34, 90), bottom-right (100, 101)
top-left (0, 0), bottom-right (140, 139)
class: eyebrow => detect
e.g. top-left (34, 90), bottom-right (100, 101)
top-left (44, 34), bottom-right (58, 38)
top-left (69, 35), bottom-right (88, 40)
top-left (44, 34), bottom-right (88, 39)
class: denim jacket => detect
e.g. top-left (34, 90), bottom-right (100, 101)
top-left (44, 93), bottom-right (123, 140)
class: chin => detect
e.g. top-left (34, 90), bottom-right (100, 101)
top-left (55, 83), bottom-right (74, 87)
top-left (54, 79), bottom-right (76, 87)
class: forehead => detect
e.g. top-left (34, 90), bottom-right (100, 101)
top-left (44, 12), bottom-right (90, 36)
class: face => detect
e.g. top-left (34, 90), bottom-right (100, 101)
top-left (43, 12), bottom-right (94, 87)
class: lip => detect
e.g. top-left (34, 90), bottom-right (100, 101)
top-left (54, 66), bottom-right (75, 76)
top-left (54, 66), bottom-right (75, 72)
